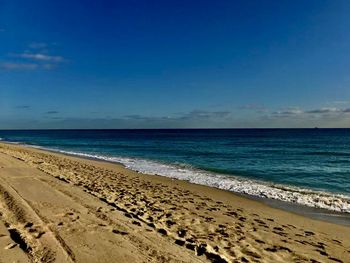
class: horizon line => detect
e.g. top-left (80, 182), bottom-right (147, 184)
top-left (1, 127), bottom-right (349, 131)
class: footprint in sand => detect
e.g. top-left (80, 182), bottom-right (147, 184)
top-left (112, 229), bottom-right (128, 236)
top-left (265, 245), bottom-right (292, 253)
top-left (5, 243), bottom-right (18, 249)
top-left (328, 257), bottom-right (343, 263)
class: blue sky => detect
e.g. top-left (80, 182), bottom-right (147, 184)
top-left (1, 0), bottom-right (350, 128)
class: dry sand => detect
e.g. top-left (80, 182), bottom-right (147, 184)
top-left (0, 142), bottom-right (349, 263)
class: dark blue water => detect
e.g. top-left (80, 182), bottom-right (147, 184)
top-left (1, 129), bottom-right (349, 212)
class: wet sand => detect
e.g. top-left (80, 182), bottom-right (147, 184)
top-left (254, 196), bottom-right (350, 227)
top-left (0, 142), bottom-right (349, 262)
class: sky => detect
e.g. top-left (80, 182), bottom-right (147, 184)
top-left (1, 0), bottom-right (350, 129)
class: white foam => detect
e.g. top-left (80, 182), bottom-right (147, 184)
top-left (54, 149), bottom-right (350, 213)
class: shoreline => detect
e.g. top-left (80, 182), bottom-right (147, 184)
top-left (58, 149), bottom-right (350, 226)
top-left (0, 142), bottom-right (349, 262)
top-left (2, 140), bottom-right (350, 227)
top-left (37, 143), bottom-right (350, 227)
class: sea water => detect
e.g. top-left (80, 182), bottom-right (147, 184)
top-left (1, 129), bottom-right (349, 214)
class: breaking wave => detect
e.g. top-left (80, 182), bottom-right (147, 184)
top-left (55, 149), bottom-right (350, 213)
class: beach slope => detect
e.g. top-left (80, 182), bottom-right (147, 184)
top-left (0, 142), bottom-right (349, 262)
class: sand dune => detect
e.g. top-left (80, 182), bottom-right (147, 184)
top-left (0, 142), bottom-right (349, 262)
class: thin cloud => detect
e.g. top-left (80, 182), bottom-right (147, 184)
top-left (0, 62), bottom-right (38, 70)
top-left (304, 107), bottom-right (350, 114)
top-left (272, 107), bottom-right (350, 117)
top-left (181, 110), bottom-right (231, 119)
top-left (305, 108), bottom-right (339, 114)
top-left (123, 114), bottom-right (174, 121)
top-left (18, 53), bottom-right (64, 62)
top-left (124, 114), bottom-right (152, 120)
top-left (38, 112), bottom-right (234, 129)
top-left (0, 62), bottom-right (57, 71)
top-left (1, 42), bottom-right (67, 71)
top-left (124, 110), bottom-right (231, 121)
top-left (2, 107), bottom-right (350, 129)
top-left (15, 105), bottom-right (31, 109)
top-left (272, 108), bottom-right (303, 116)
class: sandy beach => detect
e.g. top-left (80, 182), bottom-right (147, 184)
top-left (0, 142), bottom-right (349, 263)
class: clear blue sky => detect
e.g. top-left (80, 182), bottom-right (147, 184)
top-left (1, 0), bottom-right (350, 128)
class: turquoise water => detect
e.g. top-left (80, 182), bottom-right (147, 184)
top-left (1, 129), bottom-right (349, 213)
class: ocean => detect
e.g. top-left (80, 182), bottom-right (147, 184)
top-left (0, 129), bottom-right (349, 215)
